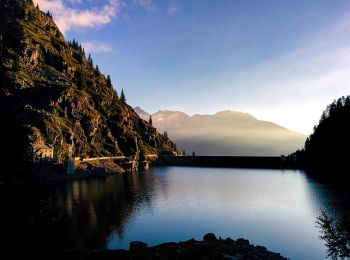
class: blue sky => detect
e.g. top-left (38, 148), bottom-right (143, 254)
top-left (35, 0), bottom-right (350, 134)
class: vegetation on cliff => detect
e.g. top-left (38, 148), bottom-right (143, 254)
top-left (0, 0), bottom-right (176, 174)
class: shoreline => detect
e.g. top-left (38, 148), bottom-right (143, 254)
top-left (2, 155), bottom-right (348, 186)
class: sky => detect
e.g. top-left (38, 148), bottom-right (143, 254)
top-left (33, 0), bottom-right (350, 134)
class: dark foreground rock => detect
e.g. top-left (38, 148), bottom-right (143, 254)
top-left (58, 234), bottom-right (288, 260)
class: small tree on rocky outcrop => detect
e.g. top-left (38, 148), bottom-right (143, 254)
top-left (87, 53), bottom-right (93, 67)
top-left (46, 10), bottom-right (52, 18)
top-left (107, 75), bottom-right (112, 87)
top-left (120, 89), bottom-right (126, 103)
top-left (75, 69), bottom-right (87, 90)
top-left (149, 115), bottom-right (152, 125)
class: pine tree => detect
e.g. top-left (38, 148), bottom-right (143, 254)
top-left (164, 131), bottom-right (168, 138)
top-left (120, 89), bottom-right (126, 102)
top-left (87, 53), bottom-right (93, 67)
top-left (46, 11), bottom-right (52, 18)
top-left (14, 53), bottom-right (20, 71)
top-left (75, 69), bottom-right (87, 90)
top-left (107, 75), bottom-right (112, 87)
top-left (345, 96), bottom-right (350, 106)
top-left (149, 115), bottom-right (153, 125)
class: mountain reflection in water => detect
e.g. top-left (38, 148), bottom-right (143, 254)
top-left (0, 171), bottom-right (162, 259)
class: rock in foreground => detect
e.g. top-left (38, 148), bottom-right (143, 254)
top-left (60, 233), bottom-right (288, 260)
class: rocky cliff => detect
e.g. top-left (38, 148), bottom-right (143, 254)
top-left (0, 0), bottom-right (176, 172)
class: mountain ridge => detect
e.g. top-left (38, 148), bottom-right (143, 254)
top-left (135, 107), bottom-right (306, 156)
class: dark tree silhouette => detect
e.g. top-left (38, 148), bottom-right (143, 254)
top-left (294, 95), bottom-right (350, 172)
top-left (120, 89), bottom-right (126, 103)
top-left (87, 54), bottom-right (93, 67)
top-left (164, 131), bottom-right (168, 138)
top-left (107, 75), bottom-right (112, 87)
top-left (75, 69), bottom-right (87, 90)
top-left (149, 115), bottom-right (152, 125)
top-left (46, 11), bottom-right (52, 18)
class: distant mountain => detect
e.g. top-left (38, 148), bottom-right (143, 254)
top-left (135, 108), bottom-right (306, 156)
top-left (134, 107), bottom-right (151, 121)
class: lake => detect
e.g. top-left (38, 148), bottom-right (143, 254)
top-left (1, 167), bottom-right (350, 259)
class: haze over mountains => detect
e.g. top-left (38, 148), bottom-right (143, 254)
top-left (134, 107), bottom-right (306, 156)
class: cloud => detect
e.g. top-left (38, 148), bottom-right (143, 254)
top-left (134, 0), bottom-right (156, 11)
top-left (168, 2), bottom-right (179, 15)
top-left (214, 18), bottom-right (350, 134)
top-left (33, 0), bottom-right (122, 34)
top-left (82, 41), bottom-right (113, 54)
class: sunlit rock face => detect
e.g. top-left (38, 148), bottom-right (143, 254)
top-left (0, 0), bottom-right (176, 169)
top-left (135, 108), bottom-right (306, 156)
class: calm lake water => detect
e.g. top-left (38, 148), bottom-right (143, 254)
top-left (1, 167), bottom-right (350, 259)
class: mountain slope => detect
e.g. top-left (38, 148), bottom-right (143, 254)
top-left (136, 109), bottom-right (306, 156)
top-left (0, 0), bottom-right (176, 172)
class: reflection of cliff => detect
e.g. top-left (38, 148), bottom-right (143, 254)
top-left (63, 172), bottom-right (159, 249)
top-left (0, 172), bottom-right (160, 259)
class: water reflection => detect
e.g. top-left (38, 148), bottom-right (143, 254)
top-left (0, 171), bottom-right (162, 259)
top-left (317, 213), bottom-right (350, 259)
top-left (1, 167), bottom-right (350, 259)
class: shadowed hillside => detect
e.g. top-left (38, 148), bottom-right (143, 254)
top-left (0, 0), bottom-right (176, 176)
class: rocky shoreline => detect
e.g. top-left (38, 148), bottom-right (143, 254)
top-left (59, 233), bottom-right (288, 260)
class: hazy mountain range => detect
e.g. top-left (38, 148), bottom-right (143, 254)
top-left (134, 107), bottom-right (306, 156)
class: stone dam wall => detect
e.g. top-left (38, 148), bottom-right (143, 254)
top-left (155, 156), bottom-right (296, 169)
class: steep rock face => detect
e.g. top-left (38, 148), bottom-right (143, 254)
top-left (0, 0), bottom-right (176, 169)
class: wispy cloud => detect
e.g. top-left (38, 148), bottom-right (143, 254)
top-left (209, 15), bottom-right (350, 134)
top-left (168, 2), bottom-right (179, 15)
top-left (134, 0), bottom-right (156, 11)
top-left (33, 0), bottom-right (122, 34)
top-left (82, 41), bottom-right (113, 54)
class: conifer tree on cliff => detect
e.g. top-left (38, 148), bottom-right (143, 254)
top-left (107, 75), bottom-right (112, 87)
top-left (120, 89), bottom-right (126, 103)
top-left (149, 115), bottom-right (153, 125)
top-left (87, 53), bottom-right (93, 67)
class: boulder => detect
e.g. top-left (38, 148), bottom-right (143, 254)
top-left (130, 241), bottom-right (148, 251)
top-left (203, 233), bottom-right (217, 242)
